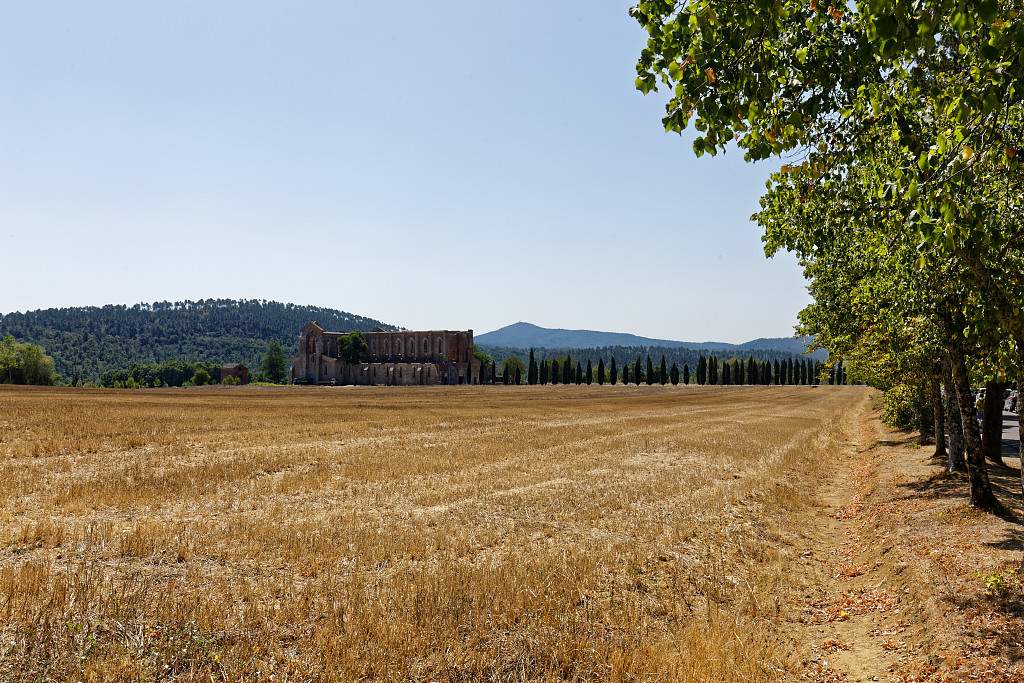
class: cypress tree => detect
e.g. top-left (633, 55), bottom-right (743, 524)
top-left (829, 365), bottom-right (835, 385)
top-left (773, 359), bottom-right (780, 385)
top-left (564, 357), bottom-right (573, 385)
top-left (697, 356), bottom-right (706, 385)
top-left (635, 357), bottom-right (643, 385)
top-left (646, 356), bottom-right (654, 385)
top-left (683, 363), bottom-right (690, 385)
top-left (670, 362), bottom-right (679, 385)
top-left (551, 359), bottom-right (559, 385)
top-left (610, 357), bottom-right (618, 385)
top-left (722, 362), bottom-right (731, 385)
top-left (659, 355), bottom-right (668, 385)
top-left (502, 364), bottom-right (509, 385)
top-left (540, 359), bottom-right (549, 385)
top-left (586, 359), bottom-right (593, 385)
top-left (747, 357), bottom-right (757, 384)
top-left (491, 360), bottom-right (496, 384)
top-left (710, 357), bottom-right (719, 385)
top-left (528, 349), bottom-right (538, 385)
top-left (597, 358), bottom-right (605, 385)
top-left (801, 359), bottom-right (808, 385)
top-left (575, 362), bottom-right (582, 385)
top-left (736, 358), bottom-right (745, 385)
top-left (514, 366), bottom-right (521, 385)
top-left (622, 363), bottom-right (630, 385)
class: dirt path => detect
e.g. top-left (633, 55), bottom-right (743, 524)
top-left (788, 394), bottom-right (1024, 682)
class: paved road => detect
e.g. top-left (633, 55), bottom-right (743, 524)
top-left (1001, 410), bottom-right (1021, 469)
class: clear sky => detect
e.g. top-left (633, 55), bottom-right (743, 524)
top-left (0, 1), bottom-right (810, 343)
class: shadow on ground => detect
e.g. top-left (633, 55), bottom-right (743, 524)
top-left (890, 428), bottom-right (1024, 666)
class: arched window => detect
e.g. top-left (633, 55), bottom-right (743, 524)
top-left (423, 338), bottom-right (429, 355)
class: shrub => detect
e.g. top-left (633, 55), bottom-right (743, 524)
top-left (882, 383), bottom-right (928, 431)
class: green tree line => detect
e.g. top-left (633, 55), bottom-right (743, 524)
top-left (496, 350), bottom-right (840, 387)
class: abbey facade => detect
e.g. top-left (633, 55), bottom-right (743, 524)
top-left (291, 321), bottom-right (486, 385)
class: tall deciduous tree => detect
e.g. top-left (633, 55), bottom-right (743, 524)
top-left (261, 340), bottom-right (289, 384)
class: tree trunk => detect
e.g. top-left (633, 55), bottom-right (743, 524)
top-left (917, 384), bottom-right (934, 445)
top-left (948, 345), bottom-right (995, 509)
top-left (981, 380), bottom-right (1006, 466)
top-left (944, 359), bottom-right (966, 472)
top-left (932, 376), bottom-right (947, 458)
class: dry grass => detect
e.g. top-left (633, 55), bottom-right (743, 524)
top-left (0, 384), bottom-right (866, 681)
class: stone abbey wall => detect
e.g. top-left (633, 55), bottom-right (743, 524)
top-left (291, 321), bottom-right (484, 386)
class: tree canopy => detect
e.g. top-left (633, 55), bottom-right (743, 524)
top-left (632, 0), bottom-right (1024, 510)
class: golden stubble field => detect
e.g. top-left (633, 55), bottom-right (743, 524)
top-left (0, 384), bottom-right (867, 682)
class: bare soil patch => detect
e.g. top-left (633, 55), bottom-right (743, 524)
top-left (787, 398), bottom-right (1024, 682)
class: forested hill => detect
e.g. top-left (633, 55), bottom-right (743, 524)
top-left (0, 299), bottom-right (395, 382)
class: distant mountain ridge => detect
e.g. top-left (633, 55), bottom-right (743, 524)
top-left (476, 322), bottom-right (826, 359)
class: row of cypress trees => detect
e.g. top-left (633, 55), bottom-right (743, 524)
top-left (495, 350), bottom-right (849, 387)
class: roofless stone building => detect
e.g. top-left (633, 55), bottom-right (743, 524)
top-left (291, 321), bottom-right (486, 385)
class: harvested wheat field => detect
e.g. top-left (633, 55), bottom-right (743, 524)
top-left (0, 384), bottom-right (868, 681)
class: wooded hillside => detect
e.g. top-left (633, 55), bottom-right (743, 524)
top-left (0, 299), bottom-right (395, 382)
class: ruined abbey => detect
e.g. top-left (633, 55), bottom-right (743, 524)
top-left (291, 321), bottom-right (486, 385)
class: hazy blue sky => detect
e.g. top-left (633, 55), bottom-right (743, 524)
top-left (1, 1), bottom-right (810, 343)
